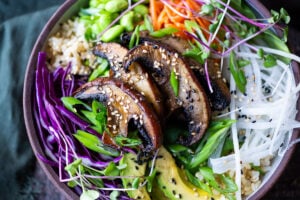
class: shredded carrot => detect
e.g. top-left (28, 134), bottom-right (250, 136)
top-left (149, 0), bottom-right (212, 40)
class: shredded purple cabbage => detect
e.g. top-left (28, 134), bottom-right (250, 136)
top-left (34, 52), bottom-right (130, 199)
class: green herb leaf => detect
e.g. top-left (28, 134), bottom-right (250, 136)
top-left (200, 4), bottom-right (214, 16)
top-left (80, 189), bottom-right (100, 200)
top-left (280, 8), bottom-right (290, 24)
top-left (237, 59), bottom-right (250, 68)
top-left (150, 27), bottom-right (179, 38)
top-left (65, 158), bottom-right (82, 177)
top-left (170, 69), bottom-right (179, 96)
top-left (229, 52), bottom-right (247, 93)
top-left (102, 162), bottom-right (120, 177)
top-left (74, 130), bottom-right (120, 157)
top-left (109, 190), bottom-right (120, 200)
top-left (263, 54), bottom-right (277, 68)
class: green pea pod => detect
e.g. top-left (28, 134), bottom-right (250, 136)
top-left (105, 0), bottom-right (128, 13)
top-left (101, 25), bottom-right (125, 42)
top-left (150, 27), bottom-right (179, 38)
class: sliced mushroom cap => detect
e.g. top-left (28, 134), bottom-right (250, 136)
top-left (191, 59), bottom-right (231, 111)
top-left (73, 77), bottom-right (162, 152)
top-left (93, 42), bottom-right (164, 116)
top-left (123, 41), bottom-right (211, 145)
top-left (121, 32), bottom-right (231, 111)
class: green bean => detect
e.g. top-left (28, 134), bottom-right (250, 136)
top-left (120, 11), bottom-right (135, 32)
top-left (100, 25), bottom-right (125, 42)
top-left (105, 0), bottom-right (128, 13)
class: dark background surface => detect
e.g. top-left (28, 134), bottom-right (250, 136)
top-left (0, 0), bottom-right (299, 199)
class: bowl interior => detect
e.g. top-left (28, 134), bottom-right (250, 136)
top-left (23, 0), bottom-right (300, 199)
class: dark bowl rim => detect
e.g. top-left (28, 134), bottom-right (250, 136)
top-left (23, 0), bottom-right (300, 199)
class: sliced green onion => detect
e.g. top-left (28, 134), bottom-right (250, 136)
top-left (150, 27), bottom-right (178, 38)
top-left (170, 69), bottom-right (179, 96)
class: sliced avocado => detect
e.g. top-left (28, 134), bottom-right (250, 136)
top-left (120, 153), bottom-right (151, 200)
top-left (154, 147), bottom-right (218, 200)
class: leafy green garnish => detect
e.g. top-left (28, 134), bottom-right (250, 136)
top-left (80, 189), bottom-right (100, 200)
top-left (229, 52), bottom-right (247, 94)
top-left (74, 130), bottom-right (120, 157)
top-left (189, 119), bottom-right (235, 169)
top-left (109, 191), bottom-right (120, 200)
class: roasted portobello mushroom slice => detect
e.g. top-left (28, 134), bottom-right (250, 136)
top-left (121, 32), bottom-right (231, 111)
top-left (73, 77), bottom-right (162, 153)
top-left (93, 42), bottom-right (164, 116)
top-left (123, 41), bottom-right (211, 145)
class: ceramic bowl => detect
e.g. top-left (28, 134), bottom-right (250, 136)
top-left (23, 0), bottom-right (300, 199)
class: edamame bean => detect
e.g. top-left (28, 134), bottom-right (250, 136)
top-left (105, 0), bottom-right (128, 13)
top-left (120, 11), bottom-right (135, 32)
top-left (133, 4), bottom-right (149, 16)
top-left (100, 25), bottom-right (125, 42)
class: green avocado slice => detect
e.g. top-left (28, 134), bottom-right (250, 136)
top-left (120, 153), bottom-right (151, 200)
top-left (154, 147), bottom-right (218, 200)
